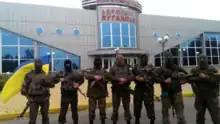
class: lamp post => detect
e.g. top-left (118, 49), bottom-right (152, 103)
top-left (157, 35), bottom-right (169, 67)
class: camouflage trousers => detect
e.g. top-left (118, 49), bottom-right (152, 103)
top-left (161, 92), bottom-right (186, 124)
top-left (111, 93), bottom-right (131, 122)
top-left (88, 97), bottom-right (106, 121)
top-left (58, 96), bottom-right (78, 124)
top-left (195, 94), bottom-right (220, 124)
top-left (133, 91), bottom-right (155, 120)
top-left (28, 100), bottom-right (49, 124)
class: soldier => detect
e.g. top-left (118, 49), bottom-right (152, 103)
top-left (132, 54), bottom-right (155, 124)
top-left (108, 54), bottom-right (134, 124)
top-left (84, 57), bottom-right (108, 124)
top-left (189, 55), bottom-right (220, 124)
top-left (155, 52), bottom-right (187, 124)
top-left (20, 59), bottom-right (56, 124)
top-left (58, 59), bottom-right (84, 124)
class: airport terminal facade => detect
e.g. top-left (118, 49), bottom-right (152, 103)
top-left (0, 1), bottom-right (220, 73)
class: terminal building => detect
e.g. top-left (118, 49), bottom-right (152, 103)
top-left (0, 0), bottom-right (220, 73)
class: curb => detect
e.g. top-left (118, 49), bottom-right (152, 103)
top-left (0, 102), bottom-right (113, 121)
top-left (0, 92), bottom-right (194, 121)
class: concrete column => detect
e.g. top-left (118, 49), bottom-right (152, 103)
top-left (34, 41), bottom-right (38, 59)
top-left (0, 30), bottom-right (2, 73)
top-left (201, 33), bottom-right (206, 54)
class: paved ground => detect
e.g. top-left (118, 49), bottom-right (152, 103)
top-left (0, 98), bottom-right (214, 124)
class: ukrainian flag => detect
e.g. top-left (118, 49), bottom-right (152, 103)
top-left (0, 55), bottom-right (51, 104)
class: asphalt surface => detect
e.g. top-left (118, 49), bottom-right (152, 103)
top-left (1, 98), bottom-right (215, 124)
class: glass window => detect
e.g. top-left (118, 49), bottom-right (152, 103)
top-left (130, 37), bottom-right (136, 48)
top-left (122, 36), bottom-right (129, 47)
top-left (54, 59), bottom-right (65, 71)
top-left (170, 48), bottom-right (178, 57)
top-left (205, 40), bottom-right (210, 47)
top-left (20, 47), bottom-right (34, 59)
top-left (182, 49), bottom-right (188, 56)
top-left (206, 48), bottom-right (211, 56)
top-left (20, 59), bottom-right (33, 65)
top-left (212, 56), bottom-right (219, 64)
top-left (130, 24), bottom-right (135, 37)
top-left (38, 45), bottom-right (51, 57)
top-left (112, 23), bottom-right (120, 35)
top-left (155, 54), bottom-right (160, 58)
top-left (208, 57), bottom-right (212, 64)
top-left (219, 49), bottom-right (220, 56)
top-left (189, 57), bottom-right (196, 65)
top-left (188, 48), bottom-right (196, 56)
top-left (70, 57), bottom-right (80, 69)
top-left (20, 36), bottom-right (34, 45)
top-left (2, 60), bottom-right (18, 73)
top-left (2, 30), bottom-right (18, 45)
top-left (210, 37), bottom-right (217, 47)
top-left (2, 46), bottom-right (18, 59)
top-left (154, 58), bottom-right (161, 67)
top-left (112, 36), bottom-right (120, 47)
top-left (53, 49), bottom-right (66, 59)
top-left (102, 36), bottom-right (111, 47)
top-left (121, 23), bottom-right (129, 36)
top-left (102, 23), bottom-right (110, 35)
top-left (196, 48), bottom-right (202, 55)
top-left (103, 59), bottom-right (108, 69)
top-left (188, 40), bottom-right (195, 47)
top-left (211, 48), bottom-right (218, 56)
top-left (195, 38), bottom-right (201, 47)
top-left (183, 57), bottom-right (188, 66)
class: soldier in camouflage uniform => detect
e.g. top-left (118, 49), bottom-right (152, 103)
top-left (21, 59), bottom-right (56, 124)
top-left (108, 54), bottom-right (134, 124)
top-left (189, 55), bottom-right (220, 124)
top-left (155, 52), bottom-right (187, 124)
top-left (84, 57), bottom-right (108, 124)
top-left (58, 59), bottom-right (84, 124)
top-left (132, 54), bottom-right (155, 124)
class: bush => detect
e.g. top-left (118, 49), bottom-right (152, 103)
top-left (0, 74), bottom-right (10, 91)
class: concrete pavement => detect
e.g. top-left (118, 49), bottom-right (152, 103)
top-left (0, 98), bottom-right (214, 124)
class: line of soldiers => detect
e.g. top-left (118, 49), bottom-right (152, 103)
top-left (19, 52), bottom-right (220, 124)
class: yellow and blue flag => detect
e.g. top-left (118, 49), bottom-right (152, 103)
top-left (0, 55), bottom-right (51, 104)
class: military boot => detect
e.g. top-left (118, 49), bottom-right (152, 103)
top-left (112, 122), bottom-right (116, 124)
top-left (101, 119), bottom-right (105, 124)
top-left (73, 120), bottom-right (78, 124)
top-left (89, 120), bottom-right (93, 124)
top-left (150, 119), bottom-right (154, 124)
top-left (126, 120), bottom-right (131, 124)
top-left (135, 119), bottom-right (140, 124)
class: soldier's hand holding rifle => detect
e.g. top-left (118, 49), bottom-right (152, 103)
top-left (136, 76), bottom-right (144, 82)
top-left (94, 75), bottom-right (102, 81)
top-left (119, 78), bottom-right (127, 85)
top-left (199, 73), bottom-right (209, 79)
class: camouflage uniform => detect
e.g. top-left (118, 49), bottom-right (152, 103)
top-left (108, 55), bottom-right (134, 124)
top-left (155, 52), bottom-right (187, 124)
top-left (21, 59), bottom-right (55, 124)
top-left (189, 55), bottom-right (220, 124)
top-left (84, 57), bottom-right (108, 124)
top-left (132, 55), bottom-right (155, 124)
top-left (58, 59), bottom-right (84, 124)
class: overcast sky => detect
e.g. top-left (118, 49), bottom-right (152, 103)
top-left (0, 0), bottom-right (219, 21)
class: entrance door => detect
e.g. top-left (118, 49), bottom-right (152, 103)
top-left (102, 57), bottom-right (137, 69)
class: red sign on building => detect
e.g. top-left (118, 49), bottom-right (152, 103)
top-left (100, 8), bottom-right (136, 23)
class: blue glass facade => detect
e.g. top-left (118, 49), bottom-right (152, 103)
top-left (0, 29), bottom-right (80, 73)
top-left (154, 33), bottom-right (220, 66)
top-left (100, 22), bottom-right (136, 48)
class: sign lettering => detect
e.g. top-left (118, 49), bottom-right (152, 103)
top-left (100, 8), bottom-right (136, 23)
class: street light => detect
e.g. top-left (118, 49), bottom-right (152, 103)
top-left (157, 35), bottom-right (169, 66)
